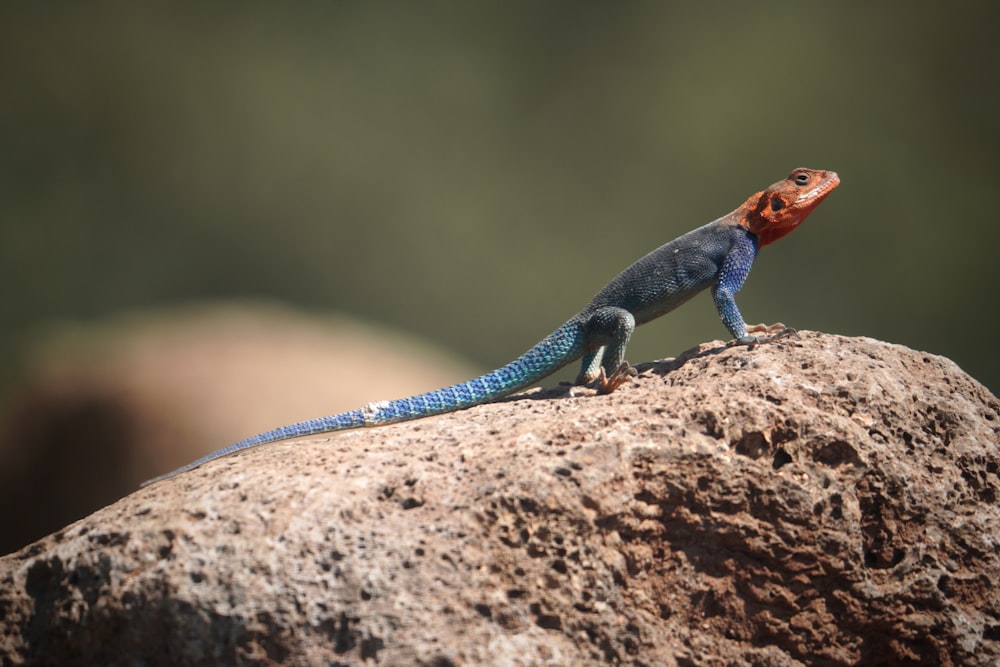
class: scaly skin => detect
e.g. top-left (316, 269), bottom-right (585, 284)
top-left (143, 168), bottom-right (839, 486)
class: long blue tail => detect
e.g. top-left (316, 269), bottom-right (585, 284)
top-left (142, 320), bottom-right (586, 486)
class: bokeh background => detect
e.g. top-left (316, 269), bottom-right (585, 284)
top-left (2, 3), bottom-right (998, 551)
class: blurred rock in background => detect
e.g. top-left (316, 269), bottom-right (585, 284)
top-left (0, 303), bottom-right (475, 555)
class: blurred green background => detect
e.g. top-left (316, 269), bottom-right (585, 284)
top-left (2, 2), bottom-right (998, 392)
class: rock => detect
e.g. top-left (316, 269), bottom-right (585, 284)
top-left (1, 332), bottom-right (998, 666)
top-left (0, 303), bottom-right (476, 555)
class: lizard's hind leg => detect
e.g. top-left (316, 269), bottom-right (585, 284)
top-left (574, 307), bottom-right (636, 393)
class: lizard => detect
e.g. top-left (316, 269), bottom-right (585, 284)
top-left (142, 167), bottom-right (839, 486)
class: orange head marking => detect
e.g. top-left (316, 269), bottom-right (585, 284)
top-left (741, 168), bottom-right (840, 246)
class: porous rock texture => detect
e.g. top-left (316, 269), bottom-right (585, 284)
top-left (1, 332), bottom-right (998, 666)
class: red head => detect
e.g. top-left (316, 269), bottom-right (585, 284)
top-left (739, 168), bottom-right (840, 246)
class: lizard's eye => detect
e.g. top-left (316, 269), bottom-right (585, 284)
top-left (770, 197), bottom-right (785, 212)
top-left (794, 172), bottom-right (811, 186)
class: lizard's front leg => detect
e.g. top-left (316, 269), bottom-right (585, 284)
top-left (711, 233), bottom-right (784, 347)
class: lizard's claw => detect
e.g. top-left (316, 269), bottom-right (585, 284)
top-left (747, 322), bottom-right (790, 336)
top-left (597, 361), bottom-right (637, 395)
top-left (729, 323), bottom-right (799, 349)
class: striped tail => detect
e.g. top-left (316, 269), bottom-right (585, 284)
top-left (142, 320), bottom-right (586, 486)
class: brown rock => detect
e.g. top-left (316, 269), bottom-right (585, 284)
top-left (1, 332), bottom-right (998, 665)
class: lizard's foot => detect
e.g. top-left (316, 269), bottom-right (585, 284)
top-left (746, 322), bottom-right (792, 336)
top-left (597, 361), bottom-right (637, 395)
top-left (729, 324), bottom-right (799, 349)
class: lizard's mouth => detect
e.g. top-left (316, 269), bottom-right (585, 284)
top-left (795, 172), bottom-right (840, 208)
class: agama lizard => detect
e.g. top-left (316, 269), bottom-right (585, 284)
top-left (143, 167), bottom-right (839, 486)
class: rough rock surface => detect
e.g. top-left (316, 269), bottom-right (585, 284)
top-left (0, 303), bottom-right (475, 554)
top-left (1, 332), bottom-right (998, 666)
